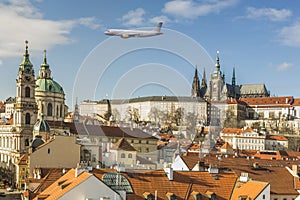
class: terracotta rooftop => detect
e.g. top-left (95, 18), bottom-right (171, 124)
top-left (220, 142), bottom-right (233, 150)
top-left (93, 169), bottom-right (237, 200)
top-left (179, 153), bottom-right (300, 195)
top-left (266, 135), bottom-right (288, 141)
top-left (231, 180), bottom-right (269, 199)
top-left (26, 168), bottom-right (68, 199)
top-left (33, 169), bottom-right (91, 200)
top-left (221, 127), bottom-right (254, 135)
top-left (241, 96), bottom-right (294, 108)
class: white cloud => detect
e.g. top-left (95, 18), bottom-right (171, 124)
top-left (278, 22), bottom-right (300, 47)
top-left (0, 60), bottom-right (2, 66)
top-left (0, 0), bottom-right (101, 58)
top-left (277, 62), bottom-right (292, 72)
top-left (245, 7), bottom-right (292, 21)
top-left (149, 15), bottom-right (170, 24)
top-left (162, 0), bottom-right (238, 19)
top-left (121, 8), bottom-right (146, 26)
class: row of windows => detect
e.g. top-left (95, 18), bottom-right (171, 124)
top-left (121, 153), bottom-right (132, 158)
top-left (42, 103), bottom-right (63, 117)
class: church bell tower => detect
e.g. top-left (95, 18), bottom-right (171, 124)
top-left (14, 41), bottom-right (38, 127)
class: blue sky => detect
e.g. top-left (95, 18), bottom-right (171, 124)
top-left (0, 0), bottom-right (300, 108)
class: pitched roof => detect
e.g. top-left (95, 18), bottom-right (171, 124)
top-left (15, 154), bottom-right (28, 165)
top-left (239, 84), bottom-right (268, 95)
top-left (266, 135), bottom-right (288, 141)
top-left (93, 169), bottom-right (237, 200)
top-left (69, 124), bottom-right (158, 140)
top-left (111, 138), bottom-right (137, 151)
top-left (221, 127), bottom-right (254, 135)
top-left (241, 96), bottom-right (294, 107)
top-left (231, 180), bottom-right (269, 199)
top-left (220, 142), bottom-right (233, 150)
top-left (179, 153), bottom-right (300, 195)
top-left (33, 169), bottom-right (91, 200)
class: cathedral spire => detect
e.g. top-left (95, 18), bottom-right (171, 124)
top-left (232, 67), bottom-right (236, 86)
top-left (41, 49), bottom-right (49, 68)
top-left (191, 66), bottom-right (201, 97)
top-left (38, 49), bottom-right (51, 79)
top-left (19, 40), bottom-right (33, 73)
top-left (201, 68), bottom-right (207, 88)
top-left (213, 51), bottom-right (221, 77)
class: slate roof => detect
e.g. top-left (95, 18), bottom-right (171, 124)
top-left (239, 84), bottom-right (269, 96)
top-left (73, 124), bottom-right (158, 140)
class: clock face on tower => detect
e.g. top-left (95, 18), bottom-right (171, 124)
top-left (25, 76), bottom-right (31, 82)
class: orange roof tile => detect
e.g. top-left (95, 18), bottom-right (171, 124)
top-left (241, 96), bottom-right (294, 108)
top-left (93, 169), bottom-right (237, 200)
top-left (231, 180), bottom-right (269, 200)
top-left (179, 152), bottom-right (299, 195)
top-left (266, 135), bottom-right (288, 141)
top-left (221, 142), bottom-right (233, 150)
top-left (221, 128), bottom-right (243, 134)
top-left (33, 169), bottom-right (91, 200)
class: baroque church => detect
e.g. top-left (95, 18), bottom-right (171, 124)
top-left (192, 52), bottom-right (270, 101)
top-left (0, 41), bottom-right (68, 170)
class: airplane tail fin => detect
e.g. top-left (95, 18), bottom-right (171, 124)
top-left (153, 22), bottom-right (163, 32)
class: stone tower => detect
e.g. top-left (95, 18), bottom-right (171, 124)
top-left (14, 41), bottom-right (38, 127)
top-left (205, 51), bottom-right (225, 101)
top-left (191, 67), bottom-right (201, 97)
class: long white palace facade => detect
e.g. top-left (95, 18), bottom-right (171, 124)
top-left (79, 52), bottom-right (300, 133)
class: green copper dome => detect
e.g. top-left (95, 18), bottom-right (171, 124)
top-left (33, 114), bottom-right (51, 133)
top-left (36, 78), bottom-right (64, 94)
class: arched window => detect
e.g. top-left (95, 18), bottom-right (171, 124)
top-left (60, 104), bottom-right (63, 117)
top-left (128, 153), bottom-right (132, 158)
top-left (121, 153), bottom-right (125, 158)
top-left (47, 103), bottom-right (52, 116)
top-left (25, 113), bottom-right (30, 124)
top-left (56, 105), bottom-right (59, 117)
top-left (41, 104), bottom-right (44, 113)
top-left (25, 87), bottom-right (30, 98)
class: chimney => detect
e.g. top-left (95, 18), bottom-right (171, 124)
top-left (239, 172), bottom-right (249, 182)
top-left (208, 164), bottom-right (219, 174)
top-left (164, 165), bottom-right (173, 181)
top-left (75, 163), bottom-right (85, 177)
top-left (292, 165), bottom-right (298, 176)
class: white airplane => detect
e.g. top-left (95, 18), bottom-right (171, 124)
top-left (104, 22), bottom-right (163, 38)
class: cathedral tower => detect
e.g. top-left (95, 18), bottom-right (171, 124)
top-left (207, 51), bottom-right (225, 101)
top-left (14, 41), bottom-right (38, 127)
top-left (35, 50), bottom-right (67, 124)
top-left (191, 67), bottom-right (201, 97)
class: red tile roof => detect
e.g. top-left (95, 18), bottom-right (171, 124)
top-left (33, 169), bottom-right (91, 200)
top-left (93, 169), bottom-right (237, 200)
top-left (241, 96), bottom-right (294, 108)
top-left (266, 135), bottom-right (288, 141)
top-left (179, 153), bottom-right (300, 195)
